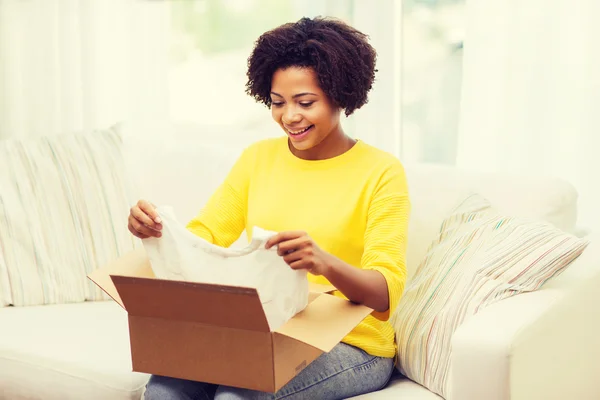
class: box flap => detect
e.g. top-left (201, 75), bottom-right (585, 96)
top-left (111, 275), bottom-right (270, 332)
top-left (129, 315), bottom-right (275, 392)
top-left (87, 249), bottom-right (154, 309)
top-left (308, 282), bottom-right (336, 293)
top-left (275, 294), bottom-right (373, 352)
top-left (272, 331), bottom-right (323, 391)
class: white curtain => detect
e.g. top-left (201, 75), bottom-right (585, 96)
top-left (351, 0), bottom-right (402, 157)
top-left (457, 0), bottom-right (600, 228)
top-left (0, 0), bottom-right (170, 140)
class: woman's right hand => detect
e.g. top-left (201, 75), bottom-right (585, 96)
top-left (128, 199), bottom-right (163, 239)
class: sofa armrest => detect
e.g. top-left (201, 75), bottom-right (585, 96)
top-left (450, 264), bottom-right (600, 400)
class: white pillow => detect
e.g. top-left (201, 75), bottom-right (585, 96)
top-left (393, 193), bottom-right (589, 398)
top-left (0, 127), bottom-right (138, 306)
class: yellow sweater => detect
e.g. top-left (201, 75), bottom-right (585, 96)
top-left (186, 137), bottom-right (410, 358)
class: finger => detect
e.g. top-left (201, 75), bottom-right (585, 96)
top-left (128, 222), bottom-right (149, 239)
top-left (277, 237), bottom-right (310, 256)
top-left (265, 231), bottom-right (307, 249)
top-left (138, 199), bottom-right (161, 224)
top-left (131, 207), bottom-right (162, 231)
top-left (130, 218), bottom-right (162, 238)
top-left (289, 259), bottom-right (309, 271)
top-left (283, 249), bottom-right (305, 264)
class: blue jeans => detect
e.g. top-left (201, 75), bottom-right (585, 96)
top-left (144, 343), bottom-right (394, 400)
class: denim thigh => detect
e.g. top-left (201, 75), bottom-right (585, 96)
top-left (144, 374), bottom-right (217, 400)
top-left (215, 343), bottom-right (394, 400)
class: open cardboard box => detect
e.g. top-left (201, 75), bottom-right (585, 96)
top-left (88, 249), bottom-right (373, 393)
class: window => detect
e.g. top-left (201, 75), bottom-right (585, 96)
top-left (401, 0), bottom-right (465, 165)
top-left (166, 0), bottom-right (465, 163)
top-left (167, 0), bottom-right (353, 146)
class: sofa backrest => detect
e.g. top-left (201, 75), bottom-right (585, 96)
top-left (124, 133), bottom-right (579, 279)
top-left (123, 133), bottom-right (244, 224)
top-left (404, 163), bottom-right (579, 278)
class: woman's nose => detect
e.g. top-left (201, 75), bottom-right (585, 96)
top-left (283, 107), bottom-right (302, 124)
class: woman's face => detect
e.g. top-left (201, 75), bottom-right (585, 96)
top-left (270, 67), bottom-right (342, 153)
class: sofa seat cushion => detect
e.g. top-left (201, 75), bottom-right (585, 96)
top-left (350, 373), bottom-right (442, 399)
top-left (0, 301), bottom-right (438, 400)
top-left (0, 301), bottom-right (148, 400)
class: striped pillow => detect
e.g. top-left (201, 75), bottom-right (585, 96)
top-left (0, 127), bottom-right (138, 306)
top-left (393, 193), bottom-right (589, 398)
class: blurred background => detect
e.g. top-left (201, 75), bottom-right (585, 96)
top-left (166, 0), bottom-right (465, 165)
top-left (0, 0), bottom-right (598, 226)
top-left (0, 0), bottom-right (465, 161)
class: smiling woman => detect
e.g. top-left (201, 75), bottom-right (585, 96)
top-left (135, 16), bottom-right (411, 400)
top-left (245, 16), bottom-right (376, 160)
top-left (269, 68), bottom-right (351, 159)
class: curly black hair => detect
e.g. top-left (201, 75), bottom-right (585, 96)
top-left (246, 17), bottom-right (377, 117)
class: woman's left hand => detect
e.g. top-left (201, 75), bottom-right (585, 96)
top-left (265, 231), bottom-right (333, 276)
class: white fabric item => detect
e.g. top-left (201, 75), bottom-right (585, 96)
top-left (0, 301), bottom-right (148, 400)
top-left (143, 206), bottom-right (309, 331)
top-left (457, 0), bottom-right (600, 229)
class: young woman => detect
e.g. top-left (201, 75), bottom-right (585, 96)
top-left (129, 16), bottom-right (410, 400)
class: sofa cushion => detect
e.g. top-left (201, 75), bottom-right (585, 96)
top-left (0, 299), bottom-right (442, 400)
top-left (404, 163), bottom-right (579, 279)
top-left (0, 301), bottom-right (148, 400)
top-left (350, 373), bottom-right (442, 399)
top-left (393, 193), bottom-right (588, 398)
top-left (0, 127), bottom-right (138, 306)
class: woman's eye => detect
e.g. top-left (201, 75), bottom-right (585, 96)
top-left (299, 102), bottom-right (314, 108)
top-left (271, 102), bottom-right (284, 107)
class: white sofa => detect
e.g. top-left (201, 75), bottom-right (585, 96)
top-left (1, 131), bottom-right (599, 400)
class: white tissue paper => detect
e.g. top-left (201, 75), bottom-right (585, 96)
top-left (142, 206), bottom-right (309, 331)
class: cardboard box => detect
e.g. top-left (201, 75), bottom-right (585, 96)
top-left (88, 249), bottom-right (373, 393)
